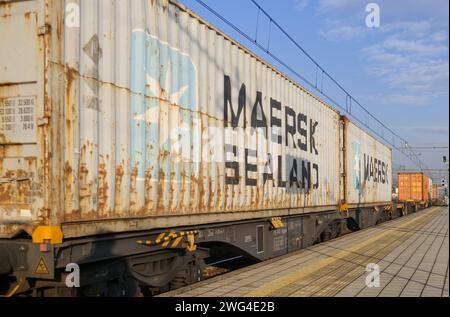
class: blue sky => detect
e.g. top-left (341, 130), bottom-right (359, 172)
top-left (179, 0), bottom-right (449, 183)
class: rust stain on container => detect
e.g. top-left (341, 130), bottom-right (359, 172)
top-left (78, 162), bottom-right (91, 215)
top-left (64, 161), bottom-right (73, 205)
top-left (129, 165), bottom-right (139, 214)
top-left (98, 162), bottom-right (109, 216)
top-left (0, 169), bottom-right (31, 204)
top-left (157, 169), bottom-right (166, 214)
top-left (114, 162), bottom-right (124, 214)
top-left (144, 167), bottom-right (154, 212)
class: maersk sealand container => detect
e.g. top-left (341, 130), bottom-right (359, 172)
top-left (0, 0), bottom-right (390, 241)
top-left (344, 119), bottom-right (392, 207)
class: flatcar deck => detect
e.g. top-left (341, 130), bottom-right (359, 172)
top-left (161, 206), bottom-right (449, 297)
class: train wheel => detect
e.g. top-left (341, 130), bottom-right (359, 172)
top-left (169, 260), bottom-right (203, 290)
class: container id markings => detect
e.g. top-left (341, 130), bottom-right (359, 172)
top-left (0, 96), bottom-right (36, 144)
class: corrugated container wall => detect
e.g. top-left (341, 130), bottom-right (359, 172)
top-left (398, 172), bottom-right (430, 202)
top-left (0, 0), bottom-right (344, 238)
top-left (344, 120), bottom-right (392, 205)
top-left (429, 178), bottom-right (433, 201)
top-left (423, 174), bottom-right (430, 201)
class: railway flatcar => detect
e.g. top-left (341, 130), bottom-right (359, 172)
top-left (1, 0), bottom-right (394, 296)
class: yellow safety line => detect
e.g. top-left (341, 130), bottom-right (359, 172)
top-left (246, 207), bottom-right (440, 297)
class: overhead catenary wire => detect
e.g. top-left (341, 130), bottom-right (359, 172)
top-left (193, 0), bottom-right (429, 171)
top-left (399, 146), bottom-right (449, 150)
top-left (248, 0), bottom-right (416, 150)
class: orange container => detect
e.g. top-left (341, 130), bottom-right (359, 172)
top-left (398, 172), bottom-right (431, 202)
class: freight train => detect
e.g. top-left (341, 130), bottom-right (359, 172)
top-left (0, 0), bottom-right (425, 296)
top-left (431, 183), bottom-right (449, 206)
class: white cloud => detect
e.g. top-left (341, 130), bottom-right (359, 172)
top-left (358, 92), bottom-right (434, 106)
top-left (407, 126), bottom-right (449, 134)
top-left (362, 30), bottom-right (449, 97)
top-left (294, 0), bottom-right (309, 11)
top-left (317, 0), bottom-right (449, 20)
top-left (319, 24), bottom-right (365, 41)
top-left (381, 36), bottom-right (448, 56)
top-left (317, 0), bottom-right (360, 13)
top-left (431, 31), bottom-right (448, 42)
top-left (313, 0), bottom-right (448, 108)
top-left (365, 58), bottom-right (449, 96)
top-left (386, 60), bottom-right (448, 91)
top-left (381, 94), bottom-right (432, 106)
top-left (381, 21), bottom-right (433, 35)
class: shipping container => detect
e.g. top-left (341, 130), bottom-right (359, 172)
top-left (429, 178), bottom-right (433, 200)
top-left (0, 0), bottom-right (345, 239)
top-left (0, 0), bottom-right (393, 241)
top-left (432, 184), bottom-right (438, 200)
top-left (343, 119), bottom-right (392, 206)
top-left (398, 172), bottom-right (431, 202)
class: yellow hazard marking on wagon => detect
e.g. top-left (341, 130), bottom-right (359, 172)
top-left (162, 239), bottom-right (171, 248)
top-left (246, 207), bottom-right (440, 296)
top-left (137, 230), bottom-right (199, 250)
top-left (35, 257), bottom-right (50, 275)
top-left (270, 217), bottom-right (284, 229)
top-left (155, 232), bottom-right (166, 244)
top-left (172, 236), bottom-right (183, 248)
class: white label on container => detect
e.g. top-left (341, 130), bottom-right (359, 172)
top-left (0, 96), bottom-right (36, 144)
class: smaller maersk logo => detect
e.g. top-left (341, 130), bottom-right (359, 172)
top-left (131, 29), bottom-right (198, 126)
top-left (352, 142), bottom-right (363, 194)
top-left (130, 29), bottom-right (199, 182)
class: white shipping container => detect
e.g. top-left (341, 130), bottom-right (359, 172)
top-left (345, 120), bottom-right (392, 205)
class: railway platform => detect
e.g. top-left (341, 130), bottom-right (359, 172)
top-left (161, 206), bottom-right (449, 297)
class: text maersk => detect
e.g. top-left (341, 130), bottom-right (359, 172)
top-left (364, 154), bottom-right (389, 184)
top-left (224, 75), bottom-right (320, 190)
top-left (223, 75), bottom-right (389, 190)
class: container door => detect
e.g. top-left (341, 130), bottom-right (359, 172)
top-left (410, 173), bottom-right (421, 201)
top-left (0, 0), bottom-right (44, 237)
top-left (398, 173), bottom-right (410, 201)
